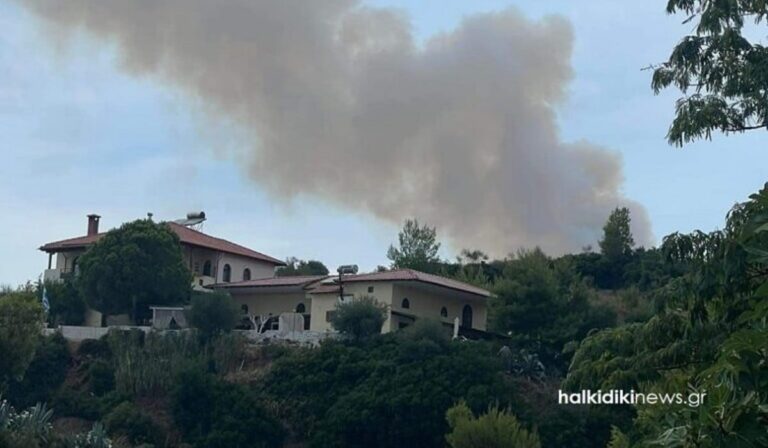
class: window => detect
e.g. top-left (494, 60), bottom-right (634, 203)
top-left (243, 268), bottom-right (252, 281)
top-left (241, 304), bottom-right (249, 314)
top-left (398, 322), bottom-right (410, 329)
top-left (401, 298), bottom-right (410, 309)
top-left (462, 305), bottom-right (473, 329)
top-left (326, 310), bottom-right (337, 322)
top-left (203, 260), bottom-right (212, 276)
top-left (440, 307), bottom-right (448, 318)
top-left (296, 303), bottom-right (306, 313)
top-left (223, 264), bottom-right (232, 282)
top-left (368, 286), bottom-right (374, 293)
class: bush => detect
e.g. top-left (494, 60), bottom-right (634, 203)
top-left (103, 401), bottom-right (162, 446)
top-left (186, 291), bottom-right (239, 341)
top-left (77, 337), bottom-right (112, 360)
top-left (445, 401), bottom-right (541, 448)
top-left (262, 335), bottom-right (512, 447)
top-left (6, 333), bottom-right (71, 408)
top-left (87, 360), bottom-right (115, 396)
top-left (0, 292), bottom-right (45, 383)
top-left (330, 296), bottom-right (388, 340)
top-left (44, 279), bottom-right (86, 326)
top-left (172, 368), bottom-right (284, 448)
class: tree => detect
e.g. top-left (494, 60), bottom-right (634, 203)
top-left (387, 219), bottom-right (442, 272)
top-left (597, 207), bottom-right (635, 289)
top-left (445, 401), bottom-right (541, 448)
top-left (186, 291), bottom-right (240, 341)
top-left (276, 257), bottom-right (329, 276)
top-left (0, 292), bottom-right (45, 385)
top-left (43, 279), bottom-right (85, 326)
top-left (77, 219), bottom-right (191, 323)
top-left (330, 296), bottom-right (388, 340)
top-left (652, 1), bottom-right (768, 146)
top-left (599, 207), bottom-right (635, 262)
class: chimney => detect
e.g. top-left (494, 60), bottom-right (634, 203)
top-left (87, 214), bottom-right (101, 236)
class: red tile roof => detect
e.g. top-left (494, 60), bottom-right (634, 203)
top-left (214, 275), bottom-right (328, 289)
top-left (309, 269), bottom-right (490, 297)
top-left (39, 222), bottom-right (285, 266)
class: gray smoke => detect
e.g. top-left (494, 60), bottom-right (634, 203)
top-left (19, 0), bottom-right (653, 255)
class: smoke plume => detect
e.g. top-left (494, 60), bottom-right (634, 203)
top-left (19, 0), bottom-right (653, 256)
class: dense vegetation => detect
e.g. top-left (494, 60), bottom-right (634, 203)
top-left (2, 2), bottom-right (766, 445)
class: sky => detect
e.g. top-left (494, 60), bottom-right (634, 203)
top-left (1, 0), bottom-right (766, 286)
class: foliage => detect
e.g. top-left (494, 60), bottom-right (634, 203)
top-left (77, 219), bottom-right (191, 323)
top-left (598, 207), bottom-right (636, 289)
top-left (387, 218), bottom-right (442, 272)
top-left (87, 360), bottom-right (115, 396)
top-left (330, 296), bottom-right (388, 340)
top-left (5, 333), bottom-right (70, 408)
top-left (444, 401), bottom-right (541, 448)
top-left (652, 0), bottom-right (768, 145)
top-left (0, 291), bottom-right (45, 385)
top-left (0, 398), bottom-right (113, 448)
top-left (259, 335), bottom-right (513, 448)
top-left (186, 291), bottom-right (240, 340)
top-left (566, 183), bottom-right (768, 446)
top-left (42, 279), bottom-right (86, 326)
top-left (172, 368), bottom-right (284, 448)
top-left (103, 401), bottom-right (162, 446)
top-left (106, 329), bottom-right (245, 397)
top-left (489, 249), bottom-right (616, 372)
top-left (276, 257), bottom-right (329, 276)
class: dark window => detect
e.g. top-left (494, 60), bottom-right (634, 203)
top-left (241, 304), bottom-right (249, 314)
top-left (296, 303), bottom-right (306, 313)
top-left (326, 310), bottom-right (337, 322)
top-left (368, 286), bottom-right (374, 293)
top-left (223, 264), bottom-right (232, 282)
top-left (71, 256), bottom-right (80, 274)
top-left (243, 268), bottom-right (251, 281)
top-left (401, 298), bottom-right (410, 309)
top-left (462, 305), bottom-right (473, 328)
top-left (202, 260), bottom-right (212, 276)
top-left (440, 307), bottom-right (448, 318)
top-left (398, 322), bottom-right (410, 329)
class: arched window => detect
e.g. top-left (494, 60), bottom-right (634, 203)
top-left (462, 305), bottom-right (473, 328)
top-left (71, 256), bottom-right (80, 274)
top-left (202, 260), bottom-right (212, 276)
top-left (440, 307), bottom-right (448, 318)
top-left (243, 268), bottom-right (251, 281)
top-left (401, 298), bottom-right (410, 309)
top-left (296, 303), bottom-right (306, 313)
top-left (223, 264), bottom-right (232, 282)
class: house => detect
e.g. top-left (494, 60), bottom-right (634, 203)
top-left (215, 268), bottom-right (490, 334)
top-left (40, 214), bottom-right (491, 335)
top-left (40, 214), bottom-right (286, 325)
top-left (40, 214), bottom-right (286, 288)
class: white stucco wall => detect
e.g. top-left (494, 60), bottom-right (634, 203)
top-left (391, 284), bottom-right (487, 331)
top-left (216, 253), bottom-right (276, 283)
top-left (229, 291), bottom-right (309, 318)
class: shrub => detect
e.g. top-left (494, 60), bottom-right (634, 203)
top-left (6, 333), bottom-right (71, 408)
top-left (262, 335), bottom-right (511, 447)
top-left (87, 360), bottom-right (115, 396)
top-left (44, 279), bottom-right (86, 326)
top-left (186, 291), bottom-right (239, 341)
top-left (103, 401), bottom-right (162, 446)
top-left (0, 292), bottom-right (45, 383)
top-left (445, 401), bottom-right (541, 448)
top-left (330, 296), bottom-right (388, 340)
top-left (173, 368), bottom-right (284, 448)
top-left (77, 337), bottom-right (112, 360)
top-left (50, 388), bottom-right (102, 421)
